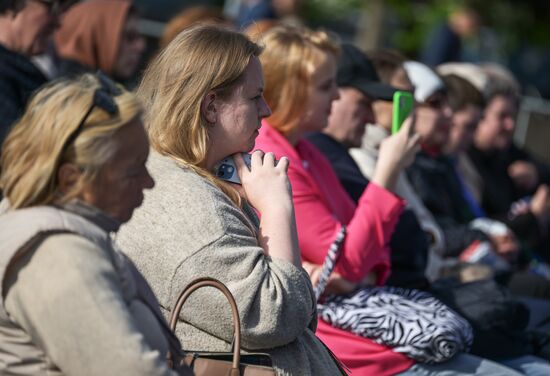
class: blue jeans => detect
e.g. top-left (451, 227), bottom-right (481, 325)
top-left (498, 355), bottom-right (550, 376)
top-left (395, 353), bottom-right (521, 376)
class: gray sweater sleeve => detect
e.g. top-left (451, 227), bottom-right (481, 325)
top-left (170, 198), bottom-right (317, 350)
top-left (117, 156), bottom-right (318, 352)
top-left (4, 234), bottom-right (177, 376)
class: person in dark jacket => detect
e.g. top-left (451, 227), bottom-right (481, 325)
top-left (403, 61), bottom-right (522, 265)
top-left (0, 0), bottom-right (72, 144)
top-left (307, 43), bottom-right (429, 289)
top-left (467, 80), bottom-right (550, 256)
top-left (404, 61), bottom-right (550, 304)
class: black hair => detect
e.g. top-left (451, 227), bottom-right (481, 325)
top-left (0, 0), bottom-right (22, 14)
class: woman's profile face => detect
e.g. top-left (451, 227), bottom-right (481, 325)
top-left (300, 51), bottom-right (339, 134)
top-left (77, 119), bottom-right (155, 223)
top-left (208, 56), bottom-right (271, 165)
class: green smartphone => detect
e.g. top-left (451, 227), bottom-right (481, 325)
top-left (392, 91), bottom-right (414, 134)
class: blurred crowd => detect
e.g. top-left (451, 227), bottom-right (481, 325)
top-left (2, 0), bottom-right (550, 375)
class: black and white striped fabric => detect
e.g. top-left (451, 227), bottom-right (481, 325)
top-left (314, 226), bottom-right (347, 301)
top-left (314, 226), bottom-right (473, 364)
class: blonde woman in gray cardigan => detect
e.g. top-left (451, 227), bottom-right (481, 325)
top-left (117, 25), bottom-right (344, 376)
top-left (0, 74), bottom-right (191, 376)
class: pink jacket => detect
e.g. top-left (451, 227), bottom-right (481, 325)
top-left (254, 122), bottom-right (404, 284)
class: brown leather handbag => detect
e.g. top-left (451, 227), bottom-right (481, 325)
top-left (167, 278), bottom-right (276, 376)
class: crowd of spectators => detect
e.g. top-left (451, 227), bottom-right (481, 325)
top-left (1, 1), bottom-right (550, 375)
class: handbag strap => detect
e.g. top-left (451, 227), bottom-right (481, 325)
top-left (314, 226), bottom-right (346, 301)
top-left (168, 277), bottom-right (241, 376)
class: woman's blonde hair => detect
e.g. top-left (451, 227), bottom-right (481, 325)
top-left (258, 26), bottom-right (340, 136)
top-left (138, 24), bottom-right (261, 206)
top-left (0, 74), bottom-right (143, 209)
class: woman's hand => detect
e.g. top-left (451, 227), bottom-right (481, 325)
top-left (373, 114), bottom-right (421, 192)
top-left (302, 261), bottom-right (358, 295)
top-left (234, 151), bottom-right (301, 267)
top-left (234, 151), bottom-right (292, 214)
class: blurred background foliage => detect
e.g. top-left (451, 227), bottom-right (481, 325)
top-left (305, 0), bottom-right (549, 55)
top-left (135, 0), bottom-right (550, 98)
top-left (301, 0), bottom-right (550, 98)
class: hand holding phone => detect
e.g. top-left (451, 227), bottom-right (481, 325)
top-left (222, 151), bottom-right (291, 212)
top-left (374, 107), bottom-right (420, 191)
top-left (392, 91), bottom-right (414, 134)
top-left (214, 153), bottom-right (252, 184)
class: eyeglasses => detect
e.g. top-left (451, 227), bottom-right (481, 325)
top-left (59, 72), bottom-right (123, 159)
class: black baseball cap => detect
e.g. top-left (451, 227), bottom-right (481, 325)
top-left (337, 43), bottom-right (398, 101)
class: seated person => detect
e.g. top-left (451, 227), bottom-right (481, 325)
top-left (403, 61), bottom-right (520, 268)
top-left (466, 66), bottom-right (550, 257)
top-left (0, 73), bottom-right (190, 375)
top-left (116, 25), bottom-right (345, 375)
top-left (404, 62), bottom-right (550, 302)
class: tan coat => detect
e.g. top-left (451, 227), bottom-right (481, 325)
top-left (0, 201), bottom-right (182, 376)
top-left (117, 151), bottom-right (343, 376)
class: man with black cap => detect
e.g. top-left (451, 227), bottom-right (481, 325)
top-left (307, 43), bottom-right (430, 289)
top-left (307, 43), bottom-right (399, 202)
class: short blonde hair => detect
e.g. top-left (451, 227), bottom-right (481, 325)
top-left (259, 26), bottom-right (340, 136)
top-left (0, 74), bottom-right (143, 209)
top-left (138, 24), bottom-right (261, 206)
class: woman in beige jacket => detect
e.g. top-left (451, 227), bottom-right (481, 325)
top-left (117, 25), bottom-right (344, 376)
top-left (0, 74), bottom-right (191, 375)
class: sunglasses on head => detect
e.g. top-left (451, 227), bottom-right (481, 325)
top-left (59, 71), bottom-right (123, 158)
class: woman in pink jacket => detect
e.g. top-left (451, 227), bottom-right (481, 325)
top-left (254, 25), bottom-right (522, 376)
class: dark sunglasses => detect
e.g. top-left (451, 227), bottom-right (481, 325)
top-left (59, 72), bottom-right (123, 159)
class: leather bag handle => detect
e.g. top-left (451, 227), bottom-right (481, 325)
top-left (168, 278), bottom-right (241, 376)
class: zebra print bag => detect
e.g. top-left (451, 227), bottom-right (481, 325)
top-left (314, 227), bottom-right (473, 364)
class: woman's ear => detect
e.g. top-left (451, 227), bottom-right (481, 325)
top-left (200, 91), bottom-right (217, 124)
top-left (57, 163), bottom-right (82, 194)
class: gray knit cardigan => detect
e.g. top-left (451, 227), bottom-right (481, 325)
top-left (117, 151), bottom-right (342, 376)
